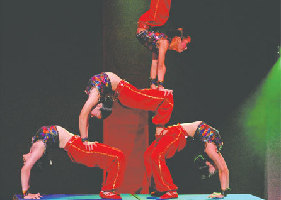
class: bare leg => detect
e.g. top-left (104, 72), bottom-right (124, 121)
top-left (157, 40), bottom-right (169, 89)
top-left (150, 52), bottom-right (158, 89)
top-left (157, 64), bottom-right (166, 90)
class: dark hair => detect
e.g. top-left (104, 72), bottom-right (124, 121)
top-left (166, 29), bottom-right (182, 39)
top-left (100, 96), bottom-right (113, 119)
top-left (194, 153), bottom-right (216, 180)
top-left (33, 152), bottom-right (52, 171)
top-left (166, 28), bottom-right (190, 40)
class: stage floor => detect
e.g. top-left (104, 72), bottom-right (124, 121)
top-left (13, 193), bottom-right (264, 200)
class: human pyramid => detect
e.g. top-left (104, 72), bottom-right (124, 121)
top-left (21, 0), bottom-right (230, 199)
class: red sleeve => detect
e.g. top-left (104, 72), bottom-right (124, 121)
top-left (138, 0), bottom-right (171, 27)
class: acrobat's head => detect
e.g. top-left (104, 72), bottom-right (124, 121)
top-left (90, 96), bottom-right (113, 120)
top-left (22, 140), bottom-right (49, 172)
top-left (168, 28), bottom-right (191, 53)
top-left (194, 153), bottom-right (217, 180)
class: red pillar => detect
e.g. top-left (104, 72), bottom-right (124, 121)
top-left (103, 102), bottom-right (149, 193)
top-left (102, 0), bottom-right (150, 193)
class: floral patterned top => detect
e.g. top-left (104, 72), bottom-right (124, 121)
top-left (32, 125), bottom-right (59, 147)
top-left (194, 122), bottom-right (223, 151)
top-left (84, 72), bottom-right (113, 103)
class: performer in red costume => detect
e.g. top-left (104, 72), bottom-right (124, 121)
top-left (143, 121), bottom-right (230, 199)
top-left (136, 0), bottom-right (191, 89)
top-left (79, 72), bottom-right (174, 145)
top-left (21, 126), bottom-right (125, 199)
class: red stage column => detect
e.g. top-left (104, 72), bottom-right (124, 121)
top-left (103, 102), bottom-right (149, 193)
top-left (102, 0), bottom-right (151, 194)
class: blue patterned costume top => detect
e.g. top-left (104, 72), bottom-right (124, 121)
top-left (32, 125), bottom-right (59, 147)
top-left (85, 72), bottom-right (113, 103)
top-left (194, 122), bottom-right (223, 151)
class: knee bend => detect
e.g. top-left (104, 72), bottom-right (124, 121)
top-left (162, 95), bottom-right (173, 106)
top-left (151, 151), bottom-right (162, 162)
top-left (158, 64), bottom-right (165, 70)
top-left (116, 151), bottom-right (125, 163)
top-left (110, 150), bottom-right (125, 166)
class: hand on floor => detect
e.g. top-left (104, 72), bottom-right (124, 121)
top-left (209, 192), bottom-right (224, 199)
top-left (24, 193), bottom-right (42, 199)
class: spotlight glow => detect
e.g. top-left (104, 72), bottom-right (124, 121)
top-left (239, 54), bottom-right (280, 154)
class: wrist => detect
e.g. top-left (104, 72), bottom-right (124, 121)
top-left (221, 188), bottom-right (231, 197)
top-left (149, 77), bottom-right (158, 86)
top-left (23, 189), bottom-right (29, 197)
top-left (81, 137), bottom-right (89, 142)
top-left (158, 81), bottom-right (164, 87)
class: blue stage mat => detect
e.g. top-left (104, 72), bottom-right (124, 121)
top-left (13, 194), bottom-right (265, 200)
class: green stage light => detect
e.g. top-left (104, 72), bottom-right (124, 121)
top-left (239, 54), bottom-right (280, 155)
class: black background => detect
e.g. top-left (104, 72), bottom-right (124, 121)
top-left (1, 0), bottom-right (279, 199)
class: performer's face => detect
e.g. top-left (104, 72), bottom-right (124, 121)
top-left (23, 143), bottom-right (37, 164)
top-left (90, 103), bottom-right (102, 119)
top-left (22, 141), bottom-right (45, 167)
top-left (23, 152), bottom-right (31, 164)
top-left (206, 161), bottom-right (216, 175)
top-left (179, 39), bottom-right (189, 52)
top-left (22, 145), bottom-right (36, 165)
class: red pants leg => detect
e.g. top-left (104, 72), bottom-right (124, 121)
top-left (146, 127), bottom-right (186, 192)
top-left (116, 80), bottom-right (173, 125)
top-left (138, 0), bottom-right (171, 27)
top-left (150, 135), bottom-right (178, 192)
top-left (143, 140), bottom-right (158, 188)
top-left (98, 144), bottom-right (126, 191)
top-left (65, 136), bottom-right (126, 191)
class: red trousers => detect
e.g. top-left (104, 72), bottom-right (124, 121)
top-left (64, 136), bottom-right (125, 191)
top-left (143, 124), bottom-right (187, 192)
top-left (138, 0), bottom-right (171, 28)
top-left (116, 80), bottom-right (174, 125)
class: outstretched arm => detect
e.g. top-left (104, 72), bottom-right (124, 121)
top-left (21, 141), bottom-right (45, 199)
top-left (79, 87), bottom-right (100, 140)
top-left (205, 143), bottom-right (229, 198)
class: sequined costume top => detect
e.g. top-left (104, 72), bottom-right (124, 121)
top-left (32, 125), bottom-right (59, 148)
top-left (136, 29), bottom-right (169, 53)
top-left (85, 72), bottom-right (114, 103)
top-left (194, 122), bottom-right (223, 151)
